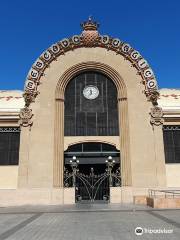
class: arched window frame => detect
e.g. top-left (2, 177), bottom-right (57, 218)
top-left (64, 71), bottom-right (119, 136)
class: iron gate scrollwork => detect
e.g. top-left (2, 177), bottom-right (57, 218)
top-left (64, 156), bottom-right (121, 202)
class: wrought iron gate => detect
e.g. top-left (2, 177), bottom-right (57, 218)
top-left (75, 168), bottom-right (109, 202)
top-left (64, 157), bottom-right (121, 203)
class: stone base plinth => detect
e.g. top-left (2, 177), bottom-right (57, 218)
top-left (64, 188), bottom-right (75, 204)
top-left (110, 187), bottom-right (141, 203)
top-left (110, 187), bottom-right (122, 203)
top-left (0, 188), bottom-right (75, 206)
top-left (133, 196), bottom-right (147, 205)
top-left (0, 187), bottom-right (148, 206)
top-left (1, 187), bottom-right (180, 207)
top-left (147, 197), bottom-right (180, 208)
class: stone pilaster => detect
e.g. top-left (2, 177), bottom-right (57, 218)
top-left (118, 98), bottom-right (132, 186)
top-left (54, 98), bottom-right (64, 187)
top-left (150, 106), bottom-right (166, 186)
top-left (18, 127), bottom-right (30, 188)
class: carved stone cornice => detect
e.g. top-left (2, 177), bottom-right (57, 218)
top-left (23, 18), bottom-right (159, 107)
top-left (19, 107), bottom-right (33, 128)
top-left (150, 106), bottom-right (164, 126)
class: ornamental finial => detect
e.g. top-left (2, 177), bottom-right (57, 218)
top-left (81, 16), bottom-right (99, 31)
top-left (88, 15), bottom-right (92, 21)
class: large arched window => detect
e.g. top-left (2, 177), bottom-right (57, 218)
top-left (64, 71), bottom-right (119, 136)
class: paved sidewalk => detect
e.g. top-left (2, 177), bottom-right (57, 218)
top-left (0, 203), bottom-right (151, 214)
top-left (0, 204), bottom-right (179, 240)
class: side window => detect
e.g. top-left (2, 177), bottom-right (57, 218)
top-left (0, 127), bottom-right (20, 165)
top-left (163, 125), bottom-right (180, 163)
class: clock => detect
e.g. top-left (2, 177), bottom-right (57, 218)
top-left (83, 85), bottom-right (99, 100)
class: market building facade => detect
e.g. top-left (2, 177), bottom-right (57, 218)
top-left (0, 19), bottom-right (180, 205)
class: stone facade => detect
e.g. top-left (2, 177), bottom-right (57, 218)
top-left (0, 19), bottom-right (179, 206)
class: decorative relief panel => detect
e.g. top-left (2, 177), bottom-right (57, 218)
top-left (19, 107), bottom-right (33, 128)
top-left (150, 106), bottom-right (164, 126)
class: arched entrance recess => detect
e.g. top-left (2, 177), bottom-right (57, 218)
top-left (54, 61), bottom-right (131, 188)
top-left (64, 142), bottom-right (120, 202)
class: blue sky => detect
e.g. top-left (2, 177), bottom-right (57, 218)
top-left (0, 0), bottom-right (180, 90)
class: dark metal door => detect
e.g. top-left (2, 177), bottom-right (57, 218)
top-left (64, 158), bottom-right (121, 203)
top-left (75, 168), bottom-right (109, 202)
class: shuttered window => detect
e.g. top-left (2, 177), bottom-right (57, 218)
top-left (163, 125), bottom-right (180, 163)
top-left (0, 127), bottom-right (20, 165)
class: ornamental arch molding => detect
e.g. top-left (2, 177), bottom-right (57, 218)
top-left (55, 61), bottom-right (127, 99)
top-left (23, 18), bottom-right (159, 114)
top-left (54, 61), bottom-right (131, 187)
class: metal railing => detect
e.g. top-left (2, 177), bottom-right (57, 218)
top-left (149, 189), bottom-right (180, 198)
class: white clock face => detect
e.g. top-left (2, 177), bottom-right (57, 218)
top-left (83, 85), bottom-right (99, 100)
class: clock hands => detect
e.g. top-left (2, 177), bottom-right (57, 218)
top-left (89, 89), bottom-right (93, 96)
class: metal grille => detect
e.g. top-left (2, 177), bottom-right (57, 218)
top-left (64, 71), bottom-right (119, 136)
top-left (163, 125), bottom-right (180, 163)
top-left (64, 163), bottom-right (121, 202)
top-left (64, 142), bottom-right (120, 164)
top-left (0, 127), bottom-right (20, 165)
top-left (0, 127), bottom-right (20, 132)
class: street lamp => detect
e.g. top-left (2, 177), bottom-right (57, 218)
top-left (70, 156), bottom-right (79, 165)
top-left (69, 156), bottom-right (79, 187)
top-left (105, 156), bottom-right (115, 187)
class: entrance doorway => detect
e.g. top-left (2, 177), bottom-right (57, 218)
top-left (64, 142), bottom-right (121, 203)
